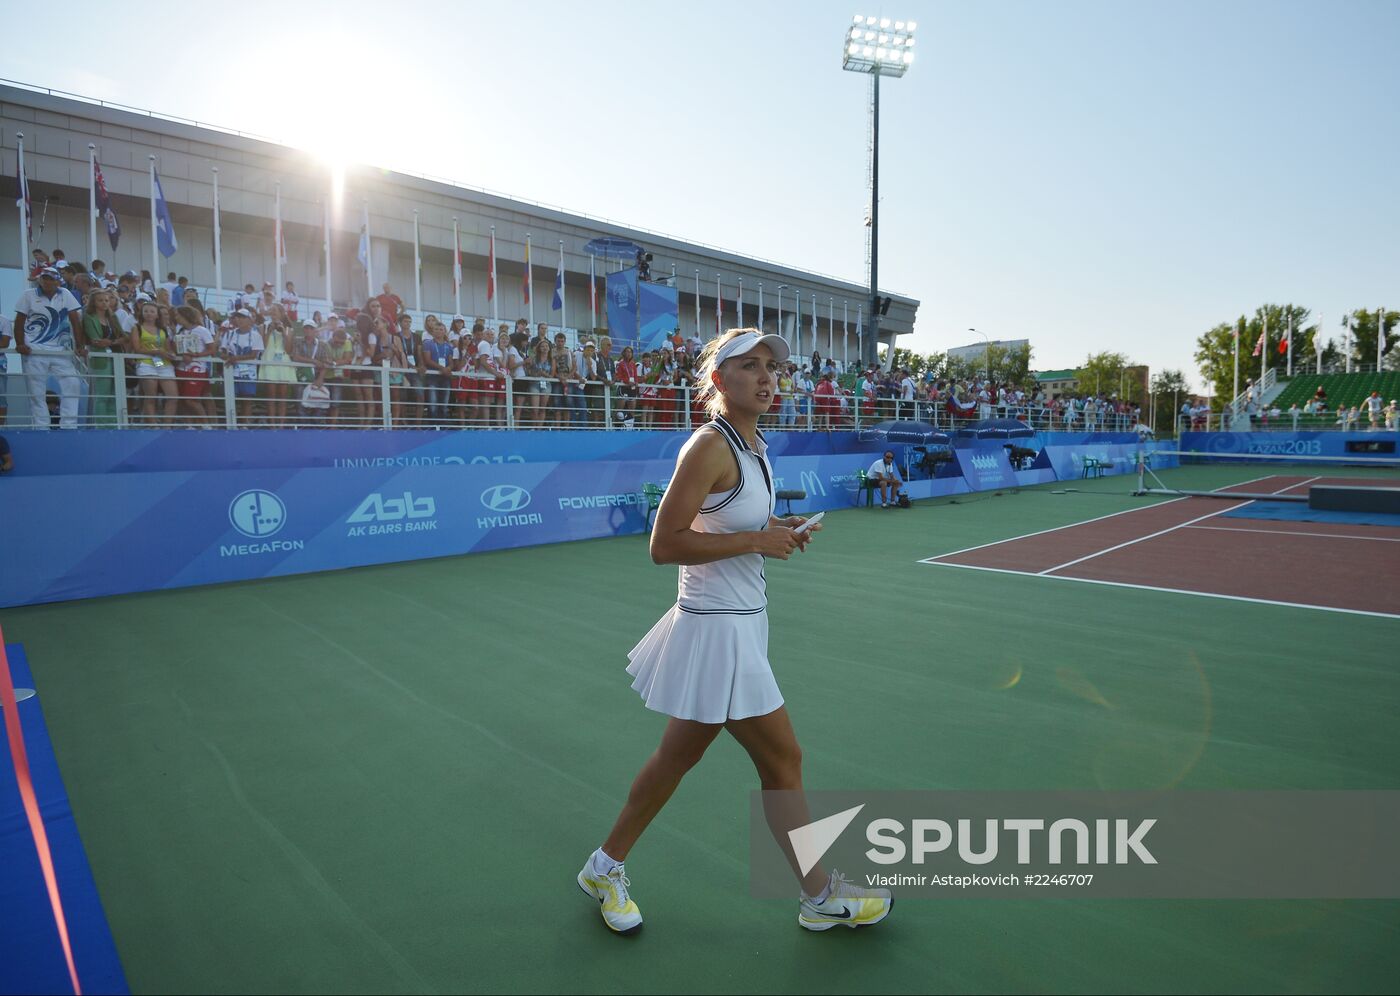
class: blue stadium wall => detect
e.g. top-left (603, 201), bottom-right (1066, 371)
top-left (0, 429), bottom-right (1168, 607)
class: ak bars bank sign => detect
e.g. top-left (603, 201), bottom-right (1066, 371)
top-left (221, 482), bottom-right (649, 554)
top-left (749, 790), bottom-right (1400, 899)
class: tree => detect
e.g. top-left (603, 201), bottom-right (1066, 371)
top-left (1193, 303), bottom-right (1320, 408)
top-left (943, 343), bottom-right (1032, 385)
top-left (1149, 369), bottom-right (1189, 435)
top-left (1074, 352), bottom-right (1131, 399)
top-left (889, 347), bottom-right (948, 377)
top-left (1338, 308), bottom-right (1399, 371)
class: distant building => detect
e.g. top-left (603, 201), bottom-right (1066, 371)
top-left (1035, 368), bottom-right (1078, 399)
top-left (947, 339), bottom-right (1029, 363)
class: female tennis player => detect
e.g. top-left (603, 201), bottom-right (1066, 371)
top-left (577, 328), bottom-right (892, 935)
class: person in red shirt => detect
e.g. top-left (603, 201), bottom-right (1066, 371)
top-left (373, 283), bottom-right (402, 328)
top-left (813, 371), bottom-right (839, 430)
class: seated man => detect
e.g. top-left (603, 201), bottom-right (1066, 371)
top-left (867, 450), bottom-right (904, 508)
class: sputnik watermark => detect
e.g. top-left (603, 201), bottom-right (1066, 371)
top-left (750, 791), bottom-right (1400, 899)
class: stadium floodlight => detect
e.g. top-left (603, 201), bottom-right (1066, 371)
top-left (843, 16), bottom-right (915, 77)
top-left (841, 14), bottom-right (916, 368)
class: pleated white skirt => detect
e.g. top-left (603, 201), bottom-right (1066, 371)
top-left (625, 605), bottom-right (784, 723)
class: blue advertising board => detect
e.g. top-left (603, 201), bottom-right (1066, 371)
top-left (0, 428), bottom-right (1183, 607)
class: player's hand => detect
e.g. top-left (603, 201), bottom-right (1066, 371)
top-left (17, 343), bottom-right (31, 355)
top-left (783, 515), bottom-right (821, 551)
top-left (754, 527), bottom-right (800, 560)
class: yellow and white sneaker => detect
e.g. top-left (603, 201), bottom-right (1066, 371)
top-left (798, 870), bottom-right (893, 931)
top-left (577, 858), bottom-right (643, 935)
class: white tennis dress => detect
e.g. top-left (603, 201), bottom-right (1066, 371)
top-left (626, 414), bottom-right (783, 723)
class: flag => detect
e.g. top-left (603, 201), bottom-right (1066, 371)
top-left (1251, 330), bottom-right (1264, 357)
top-left (551, 251), bottom-right (564, 310)
top-left (275, 212), bottom-right (287, 266)
top-left (487, 229), bottom-right (496, 301)
top-left (152, 168), bottom-right (178, 257)
top-left (94, 160), bottom-right (121, 251)
top-left (716, 287), bottom-right (723, 335)
top-left (522, 237), bottom-right (532, 306)
top-left (1314, 312), bottom-right (1324, 368)
top-left (15, 150), bottom-right (31, 242)
top-left (356, 219), bottom-right (369, 270)
top-left (453, 225), bottom-right (462, 293)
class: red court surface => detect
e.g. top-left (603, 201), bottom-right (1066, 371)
top-left (922, 476), bottom-right (1400, 618)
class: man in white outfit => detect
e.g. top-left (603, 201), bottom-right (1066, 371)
top-left (868, 450), bottom-right (904, 508)
top-left (13, 268), bottom-right (86, 429)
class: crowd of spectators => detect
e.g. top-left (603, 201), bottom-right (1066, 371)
top-left (4, 249), bottom-right (1141, 434)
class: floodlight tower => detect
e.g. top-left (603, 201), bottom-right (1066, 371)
top-left (843, 14), bottom-right (915, 369)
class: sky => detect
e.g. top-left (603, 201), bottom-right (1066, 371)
top-left (14, 0), bottom-right (1399, 391)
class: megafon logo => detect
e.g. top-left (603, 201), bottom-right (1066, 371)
top-left (481, 485), bottom-right (532, 513)
top-left (228, 489), bottom-right (286, 538)
top-left (478, 484), bottom-right (543, 530)
top-left (350, 492), bottom-right (436, 522)
top-left (222, 489), bottom-right (303, 557)
top-left (789, 805), bottom-right (1158, 875)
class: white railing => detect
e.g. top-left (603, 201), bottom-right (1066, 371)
top-left (2, 353), bottom-right (1167, 434)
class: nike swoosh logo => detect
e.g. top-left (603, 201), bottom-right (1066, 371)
top-left (816, 904), bottom-right (851, 919)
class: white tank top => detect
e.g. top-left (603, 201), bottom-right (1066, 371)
top-left (676, 415), bottom-right (775, 615)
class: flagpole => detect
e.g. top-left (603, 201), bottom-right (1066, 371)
top-left (829, 297), bottom-right (835, 356)
top-left (1379, 306), bottom-right (1386, 370)
top-left (452, 216), bottom-right (462, 316)
top-left (737, 277), bottom-right (743, 328)
top-left (1314, 312), bottom-right (1324, 374)
top-left (758, 283), bottom-right (764, 330)
top-left (322, 194), bottom-right (332, 309)
top-left (274, 182), bottom-right (283, 298)
top-left (526, 233), bottom-right (533, 329)
top-left (213, 167), bottom-right (224, 294)
top-left (1286, 313), bottom-right (1293, 377)
top-left (694, 269), bottom-right (700, 337)
top-left (558, 240), bottom-right (565, 338)
top-left (87, 143), bottom-right (97, 266)
top-left (844, 301), bottom-right (851, 367)
top-left (589, 252), bottom-right (597, 331)
top-left (412, 210), bottom-right (421, 315)
top-left (797, 292), bottom-right (805, 357)
top-left (16, 132), bottom-right (28, 271)
top-left (148, 156), bottom-right (159, 288)
top-left (1344, 314), bottom-right (1352, 374)
top-left (1261, 311), bottom-right (1268, 384)
top-left (362, 199), bottom-right (373, 303)
top-left (490, 226), bottom-right (498, 323)
top-left (1232, 317), bottom-right (1240, 409)
top-left (857, 304), bottom-right (863, 362)
top-left (715, 274), bottom-right (721, 337)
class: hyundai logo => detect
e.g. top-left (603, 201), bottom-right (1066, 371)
top-left (229, 489), bottom-right (286, 538)
top-left (480, 485), bottom-right (532, 512)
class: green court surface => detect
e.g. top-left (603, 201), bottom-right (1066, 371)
top-left (4, 464), bottom-right (1398, 994)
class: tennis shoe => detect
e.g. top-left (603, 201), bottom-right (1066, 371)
top-left (799, 870), bottom-right (892, 931)
top-left (578, 858), bottom-right (643, 934)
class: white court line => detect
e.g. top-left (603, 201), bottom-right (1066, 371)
top-left (921, 559), bottom-right (1400, 620)
top-left (1035, 504), bottom-right (1247, 575)
top-left (916, 498), bottom-right (1187, 564)
top-left (1185, 524), bottom-right (1400, 543)
top-left (1033, 475), bottom-right (1322, 577)
top-left (918, 472), bottom-right (1296, 567)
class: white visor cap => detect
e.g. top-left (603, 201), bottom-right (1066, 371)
top-left (715, 331), bottom-right (791, 367)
